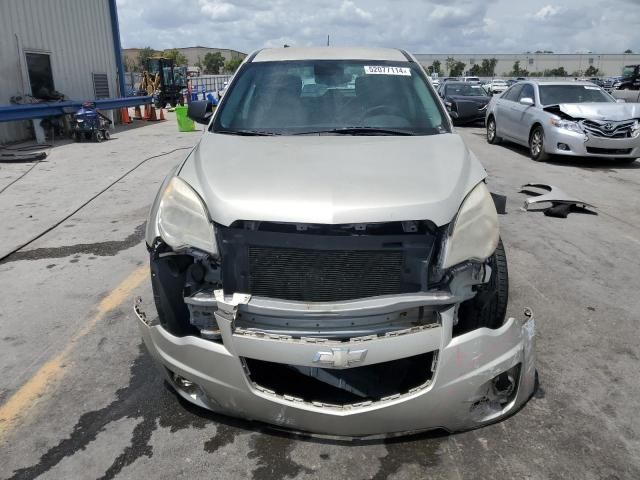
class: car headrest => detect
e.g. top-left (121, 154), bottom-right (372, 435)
top-left (264, 74), bottom-right (302, 98)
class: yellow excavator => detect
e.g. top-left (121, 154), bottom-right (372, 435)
top-left (140, 56), bottom-right (187, 108)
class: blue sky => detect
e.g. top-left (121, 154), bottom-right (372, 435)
top-left (116, 0), bottom-right (640, 54)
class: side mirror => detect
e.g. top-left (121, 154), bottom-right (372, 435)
top-left (187, 100), bottom-right (215, 125)
top-left (449, 111), bottom-right (459, 119)
top-left (519, 97), bottom-right (534, 106)
top-left (616, 98), bottom-right (626, 103)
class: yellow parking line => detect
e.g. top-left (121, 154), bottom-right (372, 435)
top-left (0, 265), bottom-right (148, 440)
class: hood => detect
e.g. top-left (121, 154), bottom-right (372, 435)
top-left (178, 132), bottom-right (486, 227)
top-left (448, 95), bottom-right (489, 103)
top-left (545, 102), bottom-right (640, 121)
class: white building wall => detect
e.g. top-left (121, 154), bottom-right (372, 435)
top-left (415, 53), bottom-right (640, 78)
top-left (0, 0), bottom-right (118, 143)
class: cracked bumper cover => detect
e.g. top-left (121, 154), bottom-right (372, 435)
top-left (135, 291), bottom-right (536, 437)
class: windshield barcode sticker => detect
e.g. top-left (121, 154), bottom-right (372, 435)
top-left (364, 66), bottom-right (411, 76)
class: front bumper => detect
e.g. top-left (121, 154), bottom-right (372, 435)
top-left (136, 290), bottom-right (536, 437)
top-left (545, 127), bottom-right (640, 158)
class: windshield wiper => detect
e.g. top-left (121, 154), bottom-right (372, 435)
top-left (294, 127), bottom-right (416, 136)
top-left (215, 129), bottom-right (278, 136)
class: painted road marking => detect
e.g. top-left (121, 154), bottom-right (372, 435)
top-left (0, 265), bottom-right (148, 440)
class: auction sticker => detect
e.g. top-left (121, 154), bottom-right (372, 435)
top-left (364, 65), bottom-right (411, 76)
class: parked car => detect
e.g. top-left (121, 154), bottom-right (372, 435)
top-left (603, 76), bottom-right (624, 92)
top-left (138, 47), bottom-right (536, 437)
top-left (487, 79), bottom-right (509, 95)
top-left (614, 65), bottom-right (640, 90)
top-left (587, 77), bottom-right (604, 87)
top-left (462, 76), bottom-right (481, 83)
top-left (439, 81), bottom-right (491, 124)
top-left (486, 81), bottom-right (640, 162)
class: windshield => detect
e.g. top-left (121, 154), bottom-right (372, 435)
top-left (445, 84), bottom-right (487, 97)
top-left (538, 85), bottom-right (614, 105)
top-left (212, 60), bottom-right (447, 135)
top-left (622, 66), bottom-right (635, 78)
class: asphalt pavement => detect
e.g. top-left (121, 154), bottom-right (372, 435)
top-left (1, 117), bottom-right (639, 480)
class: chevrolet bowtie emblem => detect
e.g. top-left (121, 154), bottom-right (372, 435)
top-left (313, 347), bottom-right (368, 368)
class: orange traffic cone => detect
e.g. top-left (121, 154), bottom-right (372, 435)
top-left (147, 106), bottom-right (158, 121)
top-left (120, 108), bottom-right (131, 124)
top-left (159, 108), bottom-right (165, 121)
top-left (133, 105), bottom-right (142, 119)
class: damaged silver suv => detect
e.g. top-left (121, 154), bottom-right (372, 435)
top-left (137, 47), bottom-right (536, 437)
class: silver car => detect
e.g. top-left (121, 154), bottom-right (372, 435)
top-left (137, 47), bottom-right (536, 437)
top-left (486, 81), bottom-right (640, 162)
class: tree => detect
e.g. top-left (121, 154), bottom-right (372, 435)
top-left (511, 61), bottom-right (521, 76)
top-left (137, 47), bottom-right (157, 71)
top-left (479, 58), bottom-right (498, 76)
top-left (164, 49), bottom-right (188, 66)
top-left (584, 66), bottom-right (600, 77)
top-left (431, 60), bottom-right (442, 75)
top-left (449, 61), bottom-right (465, 77)
top-left (445, 57), bottom-right (457, 75)
top-left (624, 49), bottom-right (633, 54)
top-left (224, 57), bottom-right (243, 73)
top-left (202, 52), bottom-right (225, 74)
top-left (544, 67), bottom-right (567, 77)
top-left (124, 56), bottom-right (138, 72)
top-left (469, 64), bottom-right (482, 76)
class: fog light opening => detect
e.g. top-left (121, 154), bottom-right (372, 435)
top-left (557, 143), bottom-right (571, 151)
top-left (174, 373), bottom-right (201, 399)
top-left (491, 363), bottom-right (521, 406)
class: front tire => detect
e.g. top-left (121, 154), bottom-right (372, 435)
top-left (486, 116), bottom-right (502, 144)
top-left (454, 239), bottom-right (509, 336)
top-left (529, 126), bottom-right (549, 161)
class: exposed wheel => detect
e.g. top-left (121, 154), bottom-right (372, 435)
top-left (103, 130), bottom-right (111, 140)
top-left (93, 130), bottom-right (104, 143)
top-left (486, 116), bottom-right (502, 144)
top-left (454, 238), bottom-right (509, 336)
top-left (529, 126), bottom-right (549, 161)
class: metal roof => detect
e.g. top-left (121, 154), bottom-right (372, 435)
top-left (252, 47), bottom-right (408, 62)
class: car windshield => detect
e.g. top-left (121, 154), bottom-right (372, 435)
top-left (622, 66), bottom-right (635, 78)
top-left (445, 84), bottom-right (487, 97)
top-left (212, 60), bottom-right (447, 136)
top-left (538, 85), bottom-right (614, 105)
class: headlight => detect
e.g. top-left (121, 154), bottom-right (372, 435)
top-left (631, 120), bottom-right (639, 138)
top-left (550, 118), bottom-right (583, 133)
top-left (157, 177), bottom-right (218, 255)
top-left (441, 182), bottom-right (499, 269)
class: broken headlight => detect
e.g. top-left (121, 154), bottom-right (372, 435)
top-left (549, 118), bottom-right (582, 133)
top-left (441, 182), bottom-right (499, 269)
top-left (157, 177), bottom-right (218, 256)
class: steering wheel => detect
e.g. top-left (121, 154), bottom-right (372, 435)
top-left (360, 104), bottom-right (404, 121)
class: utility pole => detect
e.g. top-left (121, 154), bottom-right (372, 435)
top-left (327, 35), bottom-right (330, 46)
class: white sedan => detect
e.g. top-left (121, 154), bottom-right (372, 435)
top-left (487, 79), bottom-right (508, 95)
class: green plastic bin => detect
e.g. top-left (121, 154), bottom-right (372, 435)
top-left (175, 105), bottom-right (195, 132)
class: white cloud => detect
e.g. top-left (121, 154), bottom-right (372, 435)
top-left (534, 5), bottom-right (561, 20)
top-left (115, 0), bottom-right (640, 55)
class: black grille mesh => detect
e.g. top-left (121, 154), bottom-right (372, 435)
top-left (248, 246), bottom-right (404, 302)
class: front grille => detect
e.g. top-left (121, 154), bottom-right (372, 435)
top-left (244, 352), bottom-right (436, 405)
top-left (586, 147), bottom-right (633, 155)
top-left (248, 246), bottom-right (405, 302)
top-left (581, 119), bottom-right (637, 138)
